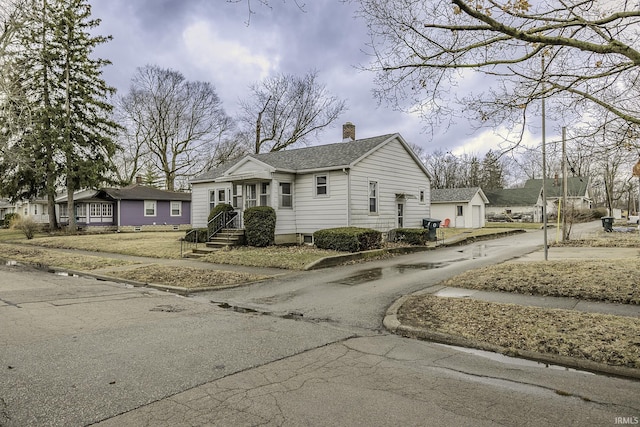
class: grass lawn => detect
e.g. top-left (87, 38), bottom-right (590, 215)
top-left (398, 296), bottom-right (640, 369)
top-left (0, 243), bottom-right (137, 270)
top-left (112, 264), bottom-right (269, 289)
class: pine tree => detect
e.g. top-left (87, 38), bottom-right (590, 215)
top-left (480, 150), bottom-right (505, 190)
top-left (0, 0), bottom-right (118, 230)
top-left (0, 0), bottom-right (61, 229)
top-left (52, 0), bottom-right (119, 230)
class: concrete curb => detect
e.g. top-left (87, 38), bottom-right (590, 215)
top-left (303, 229), bottom-right (526, 270)
top-left (383, 296), bottom-right (640, 381)
top-left (40, 265), bottom-right (268, 296)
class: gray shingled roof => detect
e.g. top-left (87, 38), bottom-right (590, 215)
top-left (192, 134), bottom-right (397, 182)
top-left (100, 185), bottom-right (191, 201)
top-left (430, 187), bottom-right (483, 203)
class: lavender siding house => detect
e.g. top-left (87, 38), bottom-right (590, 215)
top-left (56, 184), bottom-right (191, 231)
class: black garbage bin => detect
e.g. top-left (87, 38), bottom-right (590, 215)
top-left (422, 218), bottom-right (442, 241)
top-left (601, 216), bottom-right (614, 232)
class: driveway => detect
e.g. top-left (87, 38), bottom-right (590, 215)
top-left (1, 222), bottom-right (638, 426)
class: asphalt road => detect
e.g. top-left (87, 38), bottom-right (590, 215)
top-left (1, 222), bottom-right (639, 426)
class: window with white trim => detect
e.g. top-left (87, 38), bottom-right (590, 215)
top-left (419, 188), bottom-right (426, 204)
top-left (171, 201), bottom-right (182, 216)
top-left (260, 182), bottom-right (270, 206)
top-left (102, 203), bottom-right (113, 217)
top-left (144, 200), bottom-right (157, 217)
top-left (279, 182), bottom-right (292, 208)
top-left (209, 191), bottom-right (216, 211)
top-left (457, 205), bottom-right (463, 216)
top-left (369, 180), bottom-right (378, 214)
top-left (232, 185), bottom-right (242, 208)
top-left (90, 203), bottom-right (100, 217)
top-left (245, 184), bottom-right (257, 208)
top-left (217, 189), bottom-right (227, 204)
top-left (315, 174), bottom-right (328, 197)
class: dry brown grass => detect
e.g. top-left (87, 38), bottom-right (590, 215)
top-left (398, 295), bottom-right (640, 368)
top-left (439, 259), bottom-right (640, 304)
top-left (202, 245), bottom-right (346, 270)
top-left (109, 265), bottom-right (268, 289)
top-left (0, 243), bottom-right (137, 270)
top-left (19, 231), bottom-right (184, 259)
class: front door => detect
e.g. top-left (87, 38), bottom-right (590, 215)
top-left (397, 203), bottom-right (404, 228)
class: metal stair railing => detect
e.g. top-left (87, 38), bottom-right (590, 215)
top-left (207, 210), bottom-right (240, 241)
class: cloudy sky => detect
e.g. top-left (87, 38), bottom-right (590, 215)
top-left (90, 0), bottom-right (532, 155)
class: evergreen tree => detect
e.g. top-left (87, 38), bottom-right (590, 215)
top-left (0, 0), bottom-right (117, 230)
top-left (480, 150), bottom-right (505, 190)
top-left (52, 0), bottom-right (119, 230)
top-left (0, 0), bottom-right (61, 229)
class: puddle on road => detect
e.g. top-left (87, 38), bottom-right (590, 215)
top-left (331, 262), bottom-right (449, 286)
top-left (433, 288), bottom-right (475, 298)
top-left (457, 244), bottom-right (489, 259)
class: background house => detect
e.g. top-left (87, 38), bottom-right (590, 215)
top-left (56, 184), bottom-right (191, 231)
top-left (485, 176), bottom-right (590, 222)
top-left (191, 125), bottom-right (432, 244)
top-left (14, 199), bottom-right (50, 224)
top-left (430, 187), bottom-right (488, 228)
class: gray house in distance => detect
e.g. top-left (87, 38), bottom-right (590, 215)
top-left (191, 126), bottom-right (432, 244)
top-left (56, 184), bottom-right (191, 231)
top-left (485, 176), bottom-right (591, 222)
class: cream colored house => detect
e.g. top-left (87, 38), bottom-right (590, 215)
top-left (191, 130), bottom-right (432, 244)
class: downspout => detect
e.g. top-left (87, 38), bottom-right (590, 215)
top-left (117, 200), bottom-right (121, 231)
top-left (344, 168), bottom-right (351, 226)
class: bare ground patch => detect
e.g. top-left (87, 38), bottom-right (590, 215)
top-left (108, 264), bottom-right (269, 289)
top-left (398, 295), bottom-right (640, 368)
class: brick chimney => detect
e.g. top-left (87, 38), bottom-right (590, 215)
top-left (135, 176), bottom-right (142, 184)
top-left (343, 122), bottom-right (355, 141)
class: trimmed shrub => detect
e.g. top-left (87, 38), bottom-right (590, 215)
top-left (244, 206), bottom-right (276, 247)
top-left (313, 227), bottom-right (382, 253)
top-left (3, 213), bottom-right (19, 228)
top-left (184, 228), bottom-right (208, 243)
top-left (207, 203), bottom-right (235, 236)
top-left (391, 228), bottom-right (429, 245)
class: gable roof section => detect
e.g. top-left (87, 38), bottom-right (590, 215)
top-left (485, 187), bottom-right (540, 206)
top-left (524, 177), bottom-right (589, 198)
top-left (100, 185), bottom-right (191, 201)
top-left (191, 133), bottom-right (429, 183)
top-left (431, 187), bottom-right (487, 204)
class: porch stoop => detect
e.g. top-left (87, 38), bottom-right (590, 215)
top-left (206, 228), bottom-right (246, 249)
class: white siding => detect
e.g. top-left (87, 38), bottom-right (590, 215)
top-left (272, 173), bottom-right (296, 235)
top-left (349, 139), bottom-right (430, 231)
top-left (295, 170), bottom-right (349, 233)
top-left (191, 182), bottom-right (231, 227)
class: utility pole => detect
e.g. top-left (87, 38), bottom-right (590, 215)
top-left (562, 127), bottom-right (568, 241)
top-left (541, 56), bottom-right (548, 260)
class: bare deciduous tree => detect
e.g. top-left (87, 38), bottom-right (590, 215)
top-left (117, 65), bottom-right (233, 190)
top-left (238, 70), bottom-right (347, 154)
top-left (355, 0), bottom-right (640, 149)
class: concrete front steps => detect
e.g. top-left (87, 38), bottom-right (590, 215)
top-left (186, 229), bottom-right (246, 258)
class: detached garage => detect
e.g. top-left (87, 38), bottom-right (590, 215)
top-left (430, 187), bottom-right (488, 228)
